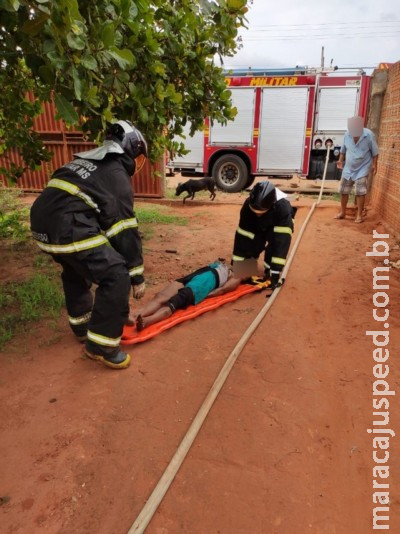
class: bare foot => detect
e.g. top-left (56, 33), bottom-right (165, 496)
top-left (354, 217), bottom-right (364, 224)
top-left (334, 213), bottom-right (345, 220)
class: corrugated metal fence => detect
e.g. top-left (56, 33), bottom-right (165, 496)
top-left (0, 99), bottom-right (165, 198)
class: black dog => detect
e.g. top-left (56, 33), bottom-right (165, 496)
top-left (175, 177), bottom-right (216, 204)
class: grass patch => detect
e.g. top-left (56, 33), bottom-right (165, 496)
top-left (136, 205), bottom-right (188, 241)
top-left (14, 273), bottom-right (64, 321)
top-left (0, 201), bottom-right (191, 349)
top-left (136, 205), bottom-right (188, 226)
top-left (0, 188), bottom-right (30, 244)
top-left (0, 191), bottom-right (59, 348)
top-left (164, 187), bottom-right (177, 200)
top-left (0, 272), bottom-right (64, 350)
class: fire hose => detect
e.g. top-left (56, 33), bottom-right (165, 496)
top-left (127, 146), bottom-right (332, 533)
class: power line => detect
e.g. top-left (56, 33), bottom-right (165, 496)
top-left (248, 20), bottom-right (400, 29)
top-left (246, 24), bottom-right (400, 33)
top-left (241, 31), bottom-right (400, 41)
top-left (222, 65), bottom-right (377, 70)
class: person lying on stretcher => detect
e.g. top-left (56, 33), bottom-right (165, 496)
top-left (132, 259), bottom-right (249, 331)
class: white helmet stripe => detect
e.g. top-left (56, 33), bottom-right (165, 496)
top-left (136, 129), bottom-right (145, 143)
top-left (117, 120), bottom-right (135, 133)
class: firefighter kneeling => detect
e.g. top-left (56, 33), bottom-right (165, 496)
top-left (232, 181), bottom-right (296, 289)
top-left (30, 120), bottom-right (148, 369)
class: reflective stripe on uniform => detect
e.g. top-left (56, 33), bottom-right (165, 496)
top-left (273, 226), bottom-right (292, 236)
top-left (271, 256), bottom-right (286, 266)
top-left (106, 218), bottom-right (138, 239)
top-left (232, 255), bottom-right (245, 261)
top-left (47, 179), bottom-right (100, 213)
top-left (87, 331), bottom-right (120, 347)
top-left (264, 261), bottom-right (270, 269)
top-left (35, 234), bottom-right (108, 254)
top-left (68, 312), bottom-right (91, 325)
top-left (236, 227), bottom-right (255, 239)
top-left (129, 265), bottom-right (144, 277)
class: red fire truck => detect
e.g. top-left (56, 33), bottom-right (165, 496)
top-left (167, 68), bottom-right (371, 192)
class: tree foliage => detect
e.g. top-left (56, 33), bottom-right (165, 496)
top-left (0, 0), bottom-right (250, 180)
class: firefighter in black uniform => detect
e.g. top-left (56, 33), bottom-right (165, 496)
top-left (30, 120), bottom-right (148, 369)
top-left (232, 181), bottom-right (295, 289)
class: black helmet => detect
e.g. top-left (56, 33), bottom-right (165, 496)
top-left (106, 120), bottom-right (148, 169)
top-left (249, 181), bottom-right (276, 211)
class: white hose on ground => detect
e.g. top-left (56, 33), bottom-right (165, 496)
top-left (280, 144), bottom-right (331, 285)
top-left (127, 148), bottom-right (332, 534)
top-left (317, 144), bottom-right (331, 205)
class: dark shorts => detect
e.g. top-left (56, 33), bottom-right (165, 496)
top-left (167, 287), bottom-right (195, 312)
top-left (176, 266), bottom-right (218, 305)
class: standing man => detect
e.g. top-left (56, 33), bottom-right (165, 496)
top-left (232, 181), bottom-right (296, 290)
top-left (335, 116), bottom-right (379, 223)
top-left (30, 120), bottom-right (147, 369)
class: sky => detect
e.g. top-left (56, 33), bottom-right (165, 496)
top-left (221, 0), bottom-right (400, 74)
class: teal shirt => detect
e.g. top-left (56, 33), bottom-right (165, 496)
top-left (185, 262), bottom-right (221, 304)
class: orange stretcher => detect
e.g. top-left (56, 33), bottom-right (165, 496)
top-left (121, 278), bottom-right (271, 345)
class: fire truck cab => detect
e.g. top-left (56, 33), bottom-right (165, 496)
top-left (168, 68), bottom-right (370, 192)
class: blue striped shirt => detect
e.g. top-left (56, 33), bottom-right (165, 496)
top-left (341, 128), bottom-right (379, 180)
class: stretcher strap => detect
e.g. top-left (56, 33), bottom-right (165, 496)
top-left (121, 279), bottom-right (271, 345)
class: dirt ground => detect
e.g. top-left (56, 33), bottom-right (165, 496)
top-left (1, 192), bottom-right (400, 534)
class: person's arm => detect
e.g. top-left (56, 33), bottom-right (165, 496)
top-left (101, 166), bottom-right (145, 293)
top-left (337, 153), bottom-right (345, 169)
top-left (232, 202), bottom-right (257, 263)
top-left (207, 276), bottom-right (242, 298)
top-left (337, 149), bottom-right (346, 169)
top-left (267, 202), bottom-right (294, 287)
top-left (337, 136), bottom-right (347, 169)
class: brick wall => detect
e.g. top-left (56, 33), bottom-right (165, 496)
top-left (370, 62), bottom-right (400, 234)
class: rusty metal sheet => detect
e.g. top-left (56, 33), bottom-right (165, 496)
top-left (0, 99), bottom-right (165, 197)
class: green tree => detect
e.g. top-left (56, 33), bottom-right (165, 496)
top-left (0, 0), bottom-right (250, 181)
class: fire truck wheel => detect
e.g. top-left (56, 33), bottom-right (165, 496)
top-left (213, 154), bottom-right (248, 193)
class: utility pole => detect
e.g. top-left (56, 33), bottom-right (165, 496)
top-left (321, 46), bottom-right (325, 69)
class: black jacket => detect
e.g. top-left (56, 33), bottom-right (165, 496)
top-left (233, 197), bottom-right (295, 274)
top-left (30, 153), bottom-right (144, 285)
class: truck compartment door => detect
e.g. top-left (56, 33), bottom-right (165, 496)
top-left (209, 88), bottom-right (256, 145)
top-left (315, 87), bottom-right (359, 132)
top-left (169, 122), bottom-right (204, 169)
top-left (258, 87), bottom-right (309, 173)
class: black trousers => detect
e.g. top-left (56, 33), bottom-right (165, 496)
top-left (53, 244), bottom-right (131, 357)
top-left (250, 228), bottom-right (274, 272)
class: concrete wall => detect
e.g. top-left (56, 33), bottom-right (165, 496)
top-left (368, 62), bottom-right (400, 234)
